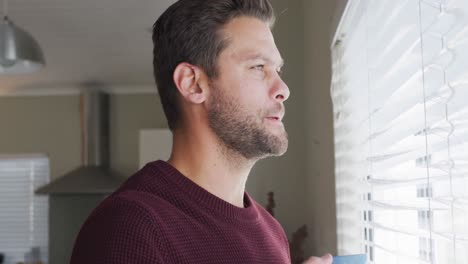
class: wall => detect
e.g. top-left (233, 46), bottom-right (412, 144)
top-left (0, 96), bottom-right (81, 182)
top-left (109, 93), bottom-right (166, 176)
top-left (251, 0), bottom-right (341, 257)
top-left (303, 0), bottom-right (340, 257)
top-left (0, 93), bottom-right (164, 181)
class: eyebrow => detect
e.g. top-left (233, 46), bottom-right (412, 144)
top-left (241, 53), bottom-right (284, 68)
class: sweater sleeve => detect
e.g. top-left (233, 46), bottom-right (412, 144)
top-left (70, 195), bottom-right (164, 264)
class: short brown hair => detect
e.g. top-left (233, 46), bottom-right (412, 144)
top-left (152, 0), bottom-right (275, 130)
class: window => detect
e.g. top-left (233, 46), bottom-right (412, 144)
top-left (0, 155), bottom-right (49, 264)
top-left (416, 184), bottom-right (433, 198)
top-left (332, 0), bottom-right (468, 263)
top-left (419, 237), bottom-right (435, 262)
top-left (418, 210), bottom-right (433, 229)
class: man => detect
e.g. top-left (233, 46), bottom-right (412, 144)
top-left (71, 0), bottom-right (332, 263)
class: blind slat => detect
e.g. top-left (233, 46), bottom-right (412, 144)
top-left (0, 156), bottom-right (49, 264)
top-left (333, 0), bottom-right (468, 263)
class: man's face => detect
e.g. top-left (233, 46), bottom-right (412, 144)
top-left (207, 16), bottom-right (290, 160)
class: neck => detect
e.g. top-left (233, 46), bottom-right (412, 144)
top-left (167, 125), bottom-right (256, 208)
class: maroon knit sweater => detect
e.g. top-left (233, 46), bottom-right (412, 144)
top-left (70, 160), bottom-right (291, 263)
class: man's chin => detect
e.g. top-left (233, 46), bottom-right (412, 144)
top-left (271, 142), bottom-right (288, 156)
top-left (255, 144), bottom-right (287, 161)
top-left (265, 134), bottom-right (289, 157)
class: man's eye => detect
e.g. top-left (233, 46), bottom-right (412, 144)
top-left (277, 69), bottom-right (283, 76)
top-left (252, 65), bottom-right (264, 70)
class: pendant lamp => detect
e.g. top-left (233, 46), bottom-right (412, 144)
top-left (0, 0), bottom-right (45, 74)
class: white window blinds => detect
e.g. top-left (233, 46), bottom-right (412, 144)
top-left (332, 0), bottom-right (468, 263)
top-left (0, 155), bottom-right (49, 264)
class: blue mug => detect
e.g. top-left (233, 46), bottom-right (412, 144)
top-left (333, 254), bottom-right (367, 264)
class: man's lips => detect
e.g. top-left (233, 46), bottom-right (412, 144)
top-left (265, 106), bottom-right (285, 122)
top-left (265, 112), bottom-right (285, 123)
top-left (264, 116), bottom-right (284, 128)
top-left (266, 116), bottom-right (281, 121)
top-left (265, 112), bottom-right (284, 121)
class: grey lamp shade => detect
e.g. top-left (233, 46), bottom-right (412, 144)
top-left (0, 16), bottom-right (45, 74)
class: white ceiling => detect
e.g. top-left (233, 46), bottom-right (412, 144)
top-left (0, 0), bottom-right (176, 94)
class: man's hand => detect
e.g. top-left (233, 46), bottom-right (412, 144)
top-left (302, 253), bottom-right (333, 264)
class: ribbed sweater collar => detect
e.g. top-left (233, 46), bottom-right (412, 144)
top-left (150, 160), bottom-right (259, 222)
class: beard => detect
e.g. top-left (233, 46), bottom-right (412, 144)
top-left (207, 87), bottom-right (288, 160)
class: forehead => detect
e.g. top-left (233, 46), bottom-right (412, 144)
top-left (219, 16), bottom-right (283, 65)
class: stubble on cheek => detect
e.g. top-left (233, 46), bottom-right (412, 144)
top-left (208, 90), bottom-right (288, 160)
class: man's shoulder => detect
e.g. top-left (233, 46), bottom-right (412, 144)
top-left (83, 160), bottom-right (193, 228)
top-left (250, 196), bottom-right (286, 231)
top-left (248, 196), bottom-right (290, 252)
top-left (71, 192), bottom-right (166, 263)
top-left (85, 191), bottom-right (160, 226)
top-left (104, 160), bottom-right (176, 209)
top-left (80, 164), bottom-right (166, 225)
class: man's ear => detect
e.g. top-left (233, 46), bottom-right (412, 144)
top-left (173, 62), bottom-right (208, 104)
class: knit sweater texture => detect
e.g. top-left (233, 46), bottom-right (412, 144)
top-left (70, 160), bottom-right (291, 263)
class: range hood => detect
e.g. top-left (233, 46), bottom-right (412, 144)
top-left (36, 90), bottom-right (125, 194)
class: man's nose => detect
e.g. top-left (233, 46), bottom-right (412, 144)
top-left (272, 76), bottom-right (290, 102)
